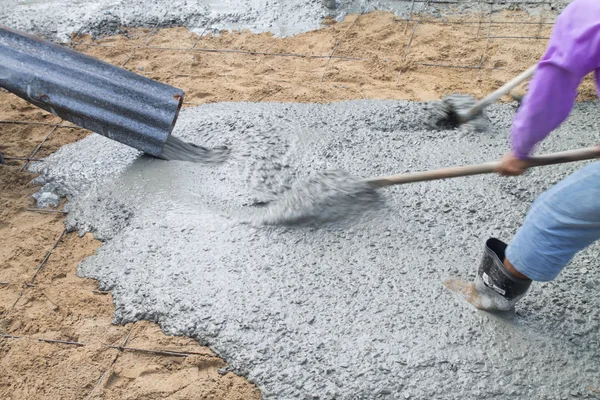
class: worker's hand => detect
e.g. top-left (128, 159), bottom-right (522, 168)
top-left (497, 152), bottom-right (528, 176)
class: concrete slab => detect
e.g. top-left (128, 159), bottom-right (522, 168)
top-left (32, 100), bottom-right (600, 399)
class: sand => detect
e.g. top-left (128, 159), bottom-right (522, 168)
top-left (0, 119), bottom-right (259, 399)
top-left (1, 10), bottom-right (598, 399)
top-left (72, 11), bottom-right (596, 104)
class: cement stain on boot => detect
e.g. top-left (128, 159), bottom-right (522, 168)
top-left (159, 135), bottom-right (230, 164)
top-left (444, 278), bottom-right (484, 309)
top-left (444, 278), bottom-right (515, 312)
top-left (250, 170), bottom-right (382, 225)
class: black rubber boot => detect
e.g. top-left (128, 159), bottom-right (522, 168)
top-left (474, 238), bottom-right (532, 310)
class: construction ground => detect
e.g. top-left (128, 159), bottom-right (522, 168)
top-left (1, 1), bottom-right (600, 399)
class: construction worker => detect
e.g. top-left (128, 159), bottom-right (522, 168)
top-left (448, 0), bottom-right (600, 311)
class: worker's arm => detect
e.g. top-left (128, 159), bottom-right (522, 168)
top-left (499, 0), bottom-right (600, 175)
top-left (511, 64), bottom-right (581, 160)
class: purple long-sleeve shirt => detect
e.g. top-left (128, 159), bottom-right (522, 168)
top-left (512, 0), bottom-right (600, 159)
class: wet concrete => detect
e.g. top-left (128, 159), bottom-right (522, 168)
top-left (1, 0), bottom-right (567, 40)
top-left (158, 135), bottom-right (230, 164)
top-left (32, 100), bottom-right (600, 399)
top-left (248, 169), bottom-right (382, 226)
top-left (426, 94), bottom-right (489, 132)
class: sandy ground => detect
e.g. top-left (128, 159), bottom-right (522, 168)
top-left (0, 110), bottom-right (260, 398)
top-left (1, 11), bottom-right (597, 399)
top-left (73, 11), bottom-right (595, 103)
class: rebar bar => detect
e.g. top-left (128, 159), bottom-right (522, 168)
top-left (86, 325), bottom-right (136, 400)
top-left (120, 13), bottom-right (167, 67)
top-left (19, 126), bottom-right (58, 172)
top-left (30, 229), bottom-right (67, 284)
top-left (321, 12), bottom-right (364, 83)
top-left (0, 120), bottom-right (82, 128)
top-left (397, 0), bottom-right (432, 86)
top-left (147, 45), bottom-right (368, 61)
top-left (10, 292), bottom-right (22, 309)
top-left (5, 157), bottom-right (44, 162)
top-left (477, 1), bottom-right (493, 77)
top-left (418, 62), bottom-right (503, 70)
top-left (0, 332), bottom-right (216, 357)
top-left (394, 18), bottom-right (555, 25)
top-left (252, 38), bottom-right (279, 72)
top-left (191, 27), bottom-right (209, 49)
top-left (39, 337), bottom-right (86, 346)
top-left (536, 3), bottom-right (546, 39)
top-left (26, 208), bottom-right (67, 214)
top-left (489, 35), bottom-right (550, 39)
top-left (102, 344), bottom-right (217, 358)
top-left (404, 0), bottom-right (417, 34)
top-left (476, 0), bottom-right (485, 38)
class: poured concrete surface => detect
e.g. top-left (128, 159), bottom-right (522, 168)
top-left (33, 100), bottom-right (600, 399)
top-left (1, 0), bottom-right (566, 40)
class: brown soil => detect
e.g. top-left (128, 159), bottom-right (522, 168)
top-left (0, 142), bottom-right (260, 399)
top-left (1, 11), bottom-right (597, 399)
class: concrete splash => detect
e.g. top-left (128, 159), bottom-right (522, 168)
top-left (32, 100), bottom-right (600, 399)
top-left (249, 170), bottom-right (382, 226)
top-left (426, 94), bottom-right (489, 132)
top-left (159, 135), bottom-right (230, 164)
top-left (0, 0), bottom-right (564, 41)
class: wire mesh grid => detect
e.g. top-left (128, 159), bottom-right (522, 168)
top-left (0, 1), bottom-right (559, 396)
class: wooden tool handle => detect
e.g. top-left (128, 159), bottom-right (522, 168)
top-left (460, 64), bottom-right (537, 122)
top-left (365, 146), bottom-right (600, 188)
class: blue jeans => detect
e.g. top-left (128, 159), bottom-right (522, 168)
top-left (506, 161), bottom-right (600, 281)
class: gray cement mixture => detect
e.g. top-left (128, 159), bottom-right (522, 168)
top-left (158, 135), bottom-right (230, 164)
top-left (248, 170), bottom-right (382, 226)
top-left (31, 100), bottom-right (600, 399)
top-left (1, 0), bottom-right (568, 41)
top-left (426, 94), bottom-right (489, 132)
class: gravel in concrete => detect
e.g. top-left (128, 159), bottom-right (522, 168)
top-left (32, 100), bottom-right (600, 399)
top-left (0, 0), bottom-right (566, 41)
